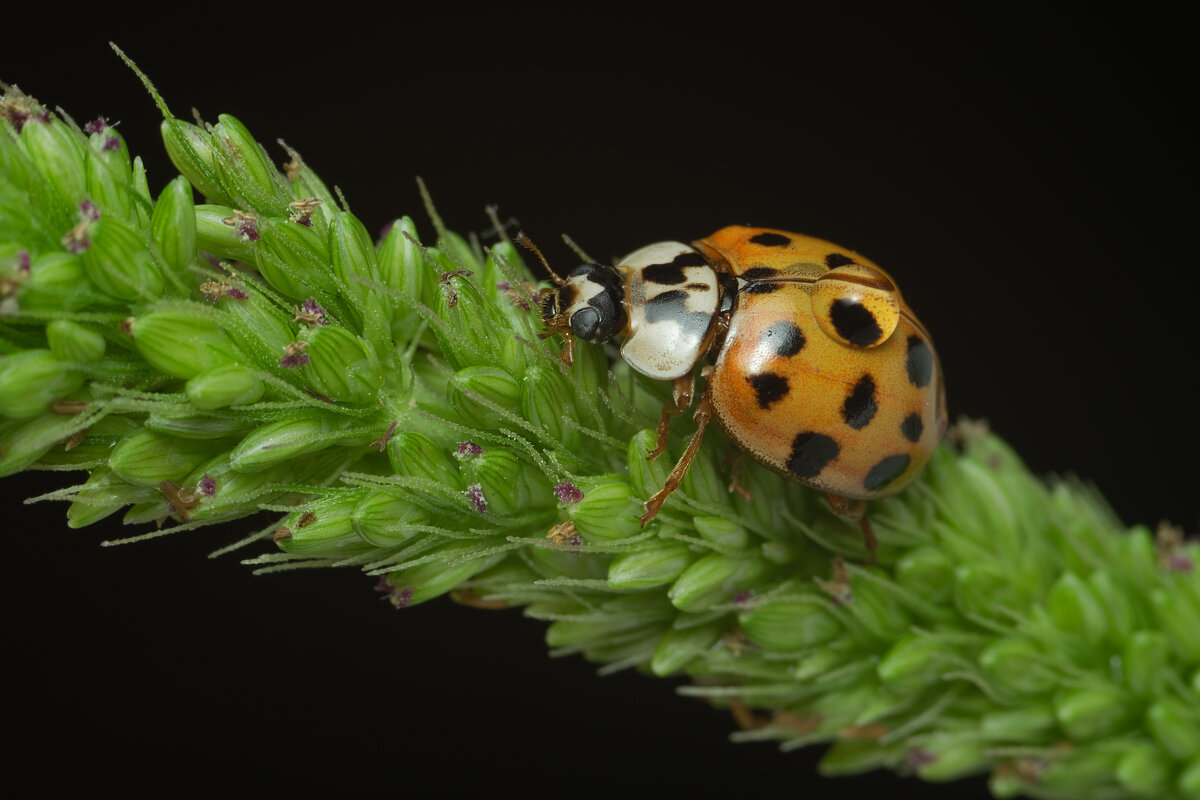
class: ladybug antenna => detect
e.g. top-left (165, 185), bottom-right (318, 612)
top-left (515, 232), bottom-right (564, 286)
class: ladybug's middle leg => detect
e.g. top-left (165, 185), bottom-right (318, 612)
top-left (825, 494), bottom-right (877, 565)
top-left (647, 374), bottom-right (696, 461)
top-left (639, 391), bottom-right (712, 525)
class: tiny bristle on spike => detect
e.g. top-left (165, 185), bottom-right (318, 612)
top-left (515, 232), bottom-right (564, 285)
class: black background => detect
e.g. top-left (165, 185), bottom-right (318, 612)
top-left (4, 9), bottom-right (1195, 795)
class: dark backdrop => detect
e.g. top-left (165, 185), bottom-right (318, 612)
top-left (5, 9), bottom-right (1195, 795)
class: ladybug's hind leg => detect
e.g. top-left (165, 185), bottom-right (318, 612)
top-left (825, 493), bottom-right (877, 566)
top-left (647, 374), bottom-right (696, 461)
top-left (639, 392), bottom-right (712, 525)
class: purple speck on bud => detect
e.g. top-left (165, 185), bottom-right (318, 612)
top-left (84, 116), bottom-right (108, 134)
top-left (17, 251), bottom-right (30, 273)
top-left (166, 501), bottom-right (178, 513)
top-left (238, 218), bottom-right (259, 241)
top-left (496, 281), bottom-right (510, 292)
top-left (301, 298), bottom-right (326, 324)
top-left (378, 221), bottom-right (394, 238)
top-left (199, 474), bottom-right (217, 497)
top-left (732, 590), bottom-right (754, 606)
top-left (279, 341), bottom-right (310, 368)
top-left (553, 481), bottom-right (584, 504)
top-left (79, 200), bottom-right (101, 221)
top-left (455, 440), bottom-right (483, 460)
top-left (1168, 553), bottom-right (1194, 572)
top-left (463, 483), bottom-right (488, 514)
top-left (35, 109), bottom-right (50, 124)
top-left (392, 587), bottom-right (413, 609)
top-left (227, 286), bottom-right (248, 300)
top-left (102, 136), bottom-right (120, 152)
top-left (61, 222), bottom-right (91, 253)
top-left (905, 748), bottom-right (937, 770)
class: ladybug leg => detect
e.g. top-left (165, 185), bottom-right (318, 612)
top-left (647, 374), bottom-right (696, 461)
top-left (722, 448), bottom-right (753, 501)
top-left (824, 494), bottom-right (877, 565)
top-left (639, 392), bottom-right (712, 525)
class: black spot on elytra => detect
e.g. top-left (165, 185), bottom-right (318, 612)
top-left (830, 298), bottom-right (883, 346)
top-left (686, 282), bottom-right (709, 290)
top-left (749, 232), bottom-right (791, 247)
top-left (744, 282), bottom-right (781, 295)
top-left (747, 372), bottom-right (790, 409)
top-left (742, 267), bottom-right (779, 280)
top-left (906, 336), bottom-right (934, 388)
top-left (842, 375), bottom-right (878, 430)
top-left (787, 432), bottom-right (839, 479)
top-left (864, 454), bottom-right (911, 492)
top-left (825, 253), bottom-right (855, 268)
top-left (901, 413), bottom-right (924, 442)
top-left (643, 262), bottom-right (687, 285)
top-left (762, 321), bottom-right (805, 357)
top-left (644, 290), bottom-right (688, 322)
top-left (674, 251), bottom-right (708, 267)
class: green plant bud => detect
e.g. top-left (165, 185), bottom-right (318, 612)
top-left (847, 573), bottom-right (911, 638)
top-left (129, 309), bottom-right (243, 379)
top-left (894, 546), bottom-right (954, 605)
top-left (954, 562), bottom-right (1020, 625)
top-left (668, 551), bottom-right (770, 612)
top-left (520, 365), bottom-right (578, 449)
top-left (793, 643), bottom-right (855, 681)
top-left (276, 496), bottom-right (371, 558)
top-left (256, 217), bottom-right (336, 298)
top-left (17, 252), bottom-right (99, 312)
top-left (151, 175), bottom-right (197, 274)
top-left (160, 119), bottom-right (233, 205)
top-left (84, 148), bottom-right (132, 221)
top-left (229, 412), bottom-right (344, 472)
top-left (1047, 572), bottom-right (1109, 645)
top-left (607, 537), bottom-right (693, 589)
top-left (568, 477), bottom-right (643, 542)
top-left (650, 621), bottom-right (722, 676)
top-left (352, 489), bottom-right (432, 548)
top-left (0, 350), bottom-right (84, 418)
top-left (46, 319), bottom-right (105, 362)
top-left (1123, 630), bottom-right (1169, 697)
top-left (1115, 742), bottom-right (1171, 798)
top-left (210, 115), bottom-right (290, 217)
top-left (545, 612), bottom-right (656, 650)
top-left (1037, 742), bottom-right (1129, 796)
top-left (1181, 757), bottom-right (1200, 799)
top-left (79, 214), bottom-right (163, 301)
top-left (386, 431), bottom-right (462, 489)
top-left (21, 114), bottom-right (87, 215)
top-left (739, 597), bottom-right (841, 652)
top-left (176, 454), bottom-right (303, 522)
top-left (1152, 582), bottom-right (1200, 662)
top-left (447, 366), bottom-right (521, 428)
top-left (129, 156), bottom-right (152, 229)
top-left (381, 540), bottom-right (509, 608)
top-left (1088, 570), bottom-right (1138, 644)
top-left (0, 412), bottom-right (71, 477)
top-left (1147, 698), bottom-right (1200, 759)
top-left (213, 284), bottom-right (294, 361)
top-left (65, 468), bottom-right (150, 528)
top-left (194, 204), bottom-right (257, 263)
top-left (185, 364), bottom-right (265, 409)
top-left (378, 217), bottom-right (429, 328)
top-left (819, 740), bottom-right (908, 778)
top-left (438, 231), bottom-right (479, 279)
top-left (529, 543), bottom-right (611, 581)
top-left (87, 124), bottom-right (133, 184)
top-left (145, 413), bottom-right (252, 440)
top-left (980, 703), bottom-right (1057, 740)
top-left (694, 516), bottom-right (749, 550)
top-left (329, 210), bottom-right (378, 291)
top-left (108, 428), bottom-right (222, 487)
top-left (460, 448), bottom-right (553, 517)
top-left (913, 739), bottom-right (989, 782)
top-left (979, 638), bottom-right (1060, 696)
top-left (627, 428), bottom-right (672, 501)
top-left (1054, 685), bottom-right (1136, 740)
top-left (299, 325), bottom-right (383, 404)
top-left (876, 634), bottom-right (948, 692)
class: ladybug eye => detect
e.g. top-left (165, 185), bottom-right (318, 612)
top-left (812, 264), bottom-right (901, 349)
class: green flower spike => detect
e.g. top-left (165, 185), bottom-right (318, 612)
top-left (3, 56), bottom-right (1198, 800)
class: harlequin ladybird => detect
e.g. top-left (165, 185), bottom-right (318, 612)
top-left (530, 225), bottom-right (946, 553)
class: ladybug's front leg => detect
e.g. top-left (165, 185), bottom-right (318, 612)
top-left (647, 374), bottom-right (696, 461)
top-left (639, 391), bottom-right (712, 525)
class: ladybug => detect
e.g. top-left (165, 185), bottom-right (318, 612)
top-left (529, 225), bottom-right (946, 555)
